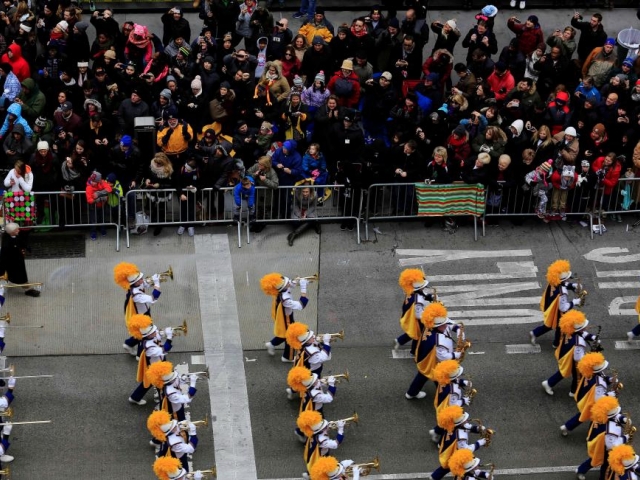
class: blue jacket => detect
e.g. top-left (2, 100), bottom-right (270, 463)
top-left (234, 176), bottom-right (256, 208)
top-left (0, 103), bottom-right (34, 139)
top-left (271, 140), bottom-right (303, 186)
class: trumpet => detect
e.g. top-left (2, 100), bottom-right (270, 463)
top-left (328, 413), bottom-right (359, 430)
top-left (0, 313), bottom-right (45, 328)
top-left (319, 371), bottom-right (349, 384)
top-left (145, 266), bottom-right (174, 285)
top-left (0, 273), bottom-right (42, 289)
top-left (159, 320), bottom-right (188, 337)
top-left (462, 380), bottom-right (477, 404)
top-left (609, 369), bottom-right (624, 394)
top-left (317, 330), bottom-right (345, 342)
top-left (591, 325), bottom-right (604, 353)
top-left (0, 408), bottom-right (12, 418)
top-left (0, 313), bottom-right (8, 323)
top-left (346, 457), bottom-right (380, 476)
top-left (622, 412), bottom-right (636, 441)
top-left (431, 286), bottom-right (438, 301)
top-left (181, 366), bottom-right (210, 383)
top-left (455, 323), bottom-right (472, 362)
top-left (480, 463), bottom-right (496, 479)
top-left (292, 273), bottom-right (319, 285)
top-left (574, 277), bottom-right (588, 307)
top-left (0, 466), bottom-right (9, 479)
top-left (179, 415), bottom-right (209, 430)
top-left (0, 420), bottom-right (52, 426)
top-left (186, 467), bottom-right (216, 479)
top-left (471, 418), bottom-right (495, 446)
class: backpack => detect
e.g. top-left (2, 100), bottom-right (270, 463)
top-left (333, 76), bottom-right (354, 97)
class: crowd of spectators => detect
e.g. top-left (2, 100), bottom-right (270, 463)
top-left (0, 0), bottom-right (638, 238)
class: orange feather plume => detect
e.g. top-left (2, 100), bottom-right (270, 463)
top-left (287, 366), bottom-right (313, 394)
top-left (145, 361), bottom-right (174, 389)
top-left (153, 457), bottom-right (182, 480)
top-left (297, 410), bottom-right (323, 438)
top-left (422, 302), bottom-right (448, 329)
top-left (147, 410), bottom-right (172, 442)
top-left (260, 273), bottom-right (283, 296)
top-left (609, 444), bottom-right (636, 475)
top-left (437, 405), bottom-right (464, 433)
top-left (310, 456), bottom-right (339, 480)
top-left (113, 262), bottom-right (140, 290)
top-left (286, 322), bottom-right (309, 350)
top-left (546, 260), bottom-right (571, 286)
top-left (127, 314), bottom-right (153, 340)
top-left (448, 448), bottom-right (475, 477)
top-left (433, 360), bottom-right (460, 385)
top-left (560, 310), bottom-right (586, 335)
top-left (577, 352), bottom-right (606, 379)
top-left (591, 396), bottom-right (619, 424)
top-left (398, 269), bottom-right (426, 295)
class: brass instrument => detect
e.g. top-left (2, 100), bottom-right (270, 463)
top-left (471, 419), bottom-right (495, 447)
top-left (145, 266), bottom-right (174, 284)
top-left (292, 273), bottom-right (319, 285)
top-left (591, 325), bottom-right (603, 353)
top-left (574, 277), bottom-right (588, 307)
top-left (480, 463), bottom-right (496, 479)
top-left (319, 371), bottom-right (349, 384)
top-left (181, 366), bottom-right (210, 383)
top-left (455, 323), bottom-right (472, 362)
top-left (186, 467), bottom-right (216, 479)
top-left (431, 286), bottom-right (438, 301)
top-left (0, 273), bottom-right (42, 289)
top-left (609, 369), bottom-right (624, 394)
top-left (179, 415), bottom-right (209, 431)
top-left (159, 320), bottom-right (188, 337)
top-left (317, 330), bottom-right (345, 342)
top-left (0, 420), bottom-right (51, 426)
top-left (622, 412), bottom-right (636, 441)
top-left (0, 313), bottom-right (9, 323)
top-left (328, 413), bottom-right (359, 430)
top-left (462, 380), bottom-right (478, 405)
top-left (346, 457), bottom-right (380, 476)
top-left (0, 466), bottom-right (9, 479)
top-left (0, 408), bottom-right (12, 418)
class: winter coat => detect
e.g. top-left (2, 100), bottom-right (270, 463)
top-left (301, 84), bottom-right (330, 108)
top-left (18, 78), bottom-right (45, 122)
top-left (256, 61), bottom-right (290, 102)
top-left (0, 44), bottom-right (30, 81)
top-left (299, 21), bottom-right (333, 45)
top-left (326, 70), bottom-right (361, 108)
top-left (85, 178), bottom-right (113, 206)
top-left (552, 131), bottom-right (580, 165)
top-left (430, 22), bottom-right (461, 55)
top-left (462, 26), bottom-right (498, 63)
top-left (0, 103), bottom-right (33, 139)
top-left (291, 187), bottom-right (317, 219)
top-left (546, 34), bottom-right (576, 59)
top-left (3, 163), bottom-right (33, 192)
top-left (582, 47), bottom-right (618, 88)
top-left (507, 19), bottom-right (544, 56)
top-left (592, 156), bottom-right (621, 195)
top-left (117, 98), bottom-right (150, 135)
top-left (486, 70), bottom-right (515, 102)
top-left (161, 12), bottom-right (191, 45)
top-left (157, 121), bottom-right (193, 155)
top-left (29, 151), bottom-right (60, 191)
top-left (246, 162), bottom-right (279, 188)
top-left (570, 17), bottom-right (608, 61)
top-left (301, 46), bottom-right (334, 87)
top-left (272, 140), bottom-right (303, 186)
top-left (233, 178), bottom-right (255, 207)
top-left (301, 151), bottom-right (328, 184)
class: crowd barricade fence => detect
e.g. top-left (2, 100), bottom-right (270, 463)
top-left (596, 177), bottom-right (640, 235)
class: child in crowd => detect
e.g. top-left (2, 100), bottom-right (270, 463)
top-left (85, 170), bottom-right (112, 240)
top-left (233, 176), bottom-right (256, 226)
top-left (548, 164), bottom-right (577, 221)
top-left (524, 159), bottom-right (553, 218)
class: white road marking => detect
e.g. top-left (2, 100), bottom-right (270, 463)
top-left (245, 357), bottom-right (257, 362)
top-left (436, 282), bottom-right (540, 293)
top-left (444, 297), bottom-right (539, 307)
top-left (596, 270), bottom-right (640, 277)
top-left (615, 340), bottom-right (640, 350)
top-left (598, 282), bottom-right (640, 289)
top-left (430, 272), bottom-right (538, 281)
top-left (506, 344), bottom-right (541, 354)
top-left (467, 351), bottom-right (485, 355)
top-left (391, 349), bottom-right (413, 359)
top-left (584, 247), bottom-right (640, 263)
top-left (397, 249), bottom-right (532, 266)
top-left (608, 297), bottom-right (638, 316)
top-left (191, 355), bottom-right (206, 365)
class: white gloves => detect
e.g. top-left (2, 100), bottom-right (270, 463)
top-left (7, 377), bottom-right (15, 389)
top-left (572, 299), bottom-right (581, 307)
top-left (189, 374), bottom-right (197, 388)
top-left (477, 438), bottom-right (487, 447)
top-left (188, 422), bottom-right (197, 436)
top-left (164, 327), bottom-right (173, 340)
top-left (454, 351), bottom-right (462, 359)
top-left (151, 273), bottom-right (161, 287)
top-left (0, 285), bottom-right (4, 296)
top-left (2, 423), bottom-right (12, 435)
top-left (327, 376), bottom-right (336, 387)
top-left (571, 283), bottom-right (579, 290)
top-left (193, 472), bottom-right (204, 480)
top-left (0, 324), bottom-right (5, 338)
top-left (322, 333), bottom-right (331, 345)
top-left (299, 278), bottom-right (308, 294)
top-left (336, 419), bottom-right (346, 434)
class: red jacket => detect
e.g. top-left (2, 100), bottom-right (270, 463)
top-left (550, 170), bottom-right (578, 189)
top-left (486, 70), bottom-right (515, 102)
top-left (591, 156), bottom-right (622, 195)
top-left (85, 179), bottom-right (113, 206)
top-left (1, 44), bottom-right (30, 82)
top-left (507, 19), bottom-right (544, 56)
top-left (326, 70), bottom-right (361, 108)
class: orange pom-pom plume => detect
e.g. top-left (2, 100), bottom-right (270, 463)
top-left (297, 410), bottom-right (323, 438)
top-left (145, 361), bottom-right (174, 389)
top-left (127, 314), bottom-right (153, 340)
top-left (147, 410), bottom-right (172, 442)
top-left (577, 352), bottom-right (606, 379)
top-left (399, 269), bottom-right (426, 295)
top-left (437, 405), bottom-right (464, 433)
top-left (287, 366), bottom-right (313, 394)
top-left (260, 273), bottom-right (283, 296)
top-left (448, 448), bottom-right (475, 477)
top-left (153, 457), bottom-right (182, 480)
top-left (560, 310), bottom-right (587, 335)
top-left (422, 302), bottom-right (448, 329)
top-left (546, 260), bottom-right (571, 286)
top-left (609, 444), bottom-right (636, 475)
top-left (113, 262), bottom-right (140, 290)
top-left (310, 456), bottom-right (339, 480)
top-left (591, 396), bottom-right (619, 424)
top-left (286, 322), bottom-right (310, 350)
top-left (433, 360), bottom-right (461, 385)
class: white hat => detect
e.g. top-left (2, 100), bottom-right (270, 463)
top-left (19, 23), bottom-right (31, 32)
top-left (565, 127), bottom-right (577, 137)
top-left (463, 457), bottom-right (481, 472)
top-left (607, 405), bottom-right (622, 418)
top-left (297, 329), bottom-right (314, 344)
top-left (433, 315), bottom-right (449, 327)
top-left (162, 369), bottom-right (178, 384)
top-left (413, 278), bottom-right (429, 291)
top-left (450, 365), bottom-right (464, 380)
top-left (593, 359), bottom-right (609, 373)
top-left (454, 411), bottom-right (470, 425)
top-left (559, 270), bottom-right (572, 281)
top-left (276, 276), bottom-right (290, 292)
top-left (140, 323), bottom-right (158, 337)
top-left (301, 373), bottom-right (318, 387)
top-left (37, 140), bottom-right (49, 151)
top-left (574, 319), bottom-right (589, 332)
top-left (328, 463), bottom-right (345, 479)
top-left (310, 418), bottom-right (328, 433)
top-left (77, 61), bottom-right (89, 68)
top-left (623, 455), bottom-right (640, 469)
top-left (57, 20), bottom-right (69, 32)
top-left (446, 19), bottom-right (457, 29)
top-left (167, 467), bottom-right (187, 480)
top-left (128, 271), bottom-right (143, 284)
top-left (381, 71), bottom-right (393, 81)
top-left (160, 419), bottom-right (178, 434)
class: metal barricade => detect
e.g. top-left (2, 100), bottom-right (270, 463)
top-left (483, 181), bottom-right (595, 239)
top-left (596, 176), bottom-right (640, 234)
top-left (2, 190), bottom-right (122, 251)
top-left (364, 182), bottom-right (484, 241)
top-left (243, 184), bottom-right (362, 245)
top-left (124, 187), bottom-right (238, 248)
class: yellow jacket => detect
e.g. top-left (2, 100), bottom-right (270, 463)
top-left (156, 122), bottom-right (194, 155)
top-left (298, 22), bottom-right (333, 45)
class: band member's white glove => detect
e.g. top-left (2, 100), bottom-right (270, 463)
top-left (352, 466), bottom-right (362, 480)
top-left (7, 377), bottom-right (15, 389)
top-left (2, 423), bottom-right (12, 435)
top-left (0, 323), bottom-right (5, 338)
top-left (0, 285), bottom-right (4, 297)
top-left (572, 299), bottom-right (581, 307)
top-left (164, 327), bottom-right (173, 340)
top-left (327, 376), bottom-right (336, 387)
top-left (322, 333), bottom-right (331, 345)
top-left (477, 438), bottom-right (487, 447)
top-left (336, 419), bottom-right (346, 434)
top-left (571, 282), bottom-right (579, 290)
top-left (188, 422), bottom-right (197, 436)
top-left (454, 351), bottom-right (462, 360)
top-left (152, 273), bottom-right (161, 287)
top-left (299, 278), bottom-right (308, 293)
top-left (189, 374), bottom-right (197, 388)
top-left (193, 472), bottom-right (204, 480)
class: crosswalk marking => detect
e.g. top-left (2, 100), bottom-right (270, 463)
top-left (397, 249), bottom-right (532, 266)
top-left (598, 282), bottom-right (640, 289)
top-left (596, 270), bottom-right (640, 277)
top-left (506, 344), bottom-right (541, 354)
top-left (615, 340), bottom-right (640, 350)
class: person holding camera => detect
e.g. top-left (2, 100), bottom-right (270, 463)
top-left (161, 7), bottom-right (191, 46)
top-left (591, 152), bottom-right (621, 213)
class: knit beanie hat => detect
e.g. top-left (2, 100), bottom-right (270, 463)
top-left (160, 88), bottom-right (172, 100)
top-left (314, 71), bottom-right (325, 83)
top-left (37, 140), bottom-right (49, 151)
top-left (191, 75), bottom-right (202, 90)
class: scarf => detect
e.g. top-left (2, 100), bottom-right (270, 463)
top-left (35, 152), bottom-right (53, 174)
top-left (350, 26), bottom-right (367, 38)
top-left (61, 162), bottom-right (81, 182)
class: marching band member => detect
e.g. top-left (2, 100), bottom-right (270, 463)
top-left (288, 366), bottom-right (337, 442)
top-left (396, 269), bottom-right (434, 353)
top-left (608, 445), bottom-right (639, 480)
top-left (310, 456), bottom-right (363, 480)
top-left (148, 410), bottom-right (198, 472)
top-left (128, 314), bottom-right (174, 406)
top-left (429, 406), bottom-right (491, 480)
top-left (0, 285), bottom-right (6, 353)
top-left (530, 259), bottom-right (583, 347)
top-left (145, 361), bottom-right (197, 421)
top-left (541, 310), bottom-right (598, 397)
top-left (405, 303), bottom-right (463, 400)
top-left (575, 397), bottom-right (632, 480)
top-left (0, 376), bottom-right (15, 464)
top-left (626, 294), bottom-right (640, 341)
top-left (448, 449), bottom-right (493, 480)
top-left (286, 323), bottom-right (332, 375)
top-left (560, 352), bottom-right (615, 436)
top-left (0, 421), bottom-right (13, 466)
top-left (153, 457), bottom-right (206, 480)
top-left (114, 262), bottom-right (162, 356)
top-left (297, 410), bottom-right (346, 478)
top-left (430, 360), bottom-right (472, 444)
top-left (261, 273), bottom-right (310, 362)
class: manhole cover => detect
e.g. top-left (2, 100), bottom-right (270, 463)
top-left (26, 233), bottom-right (86, 259)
